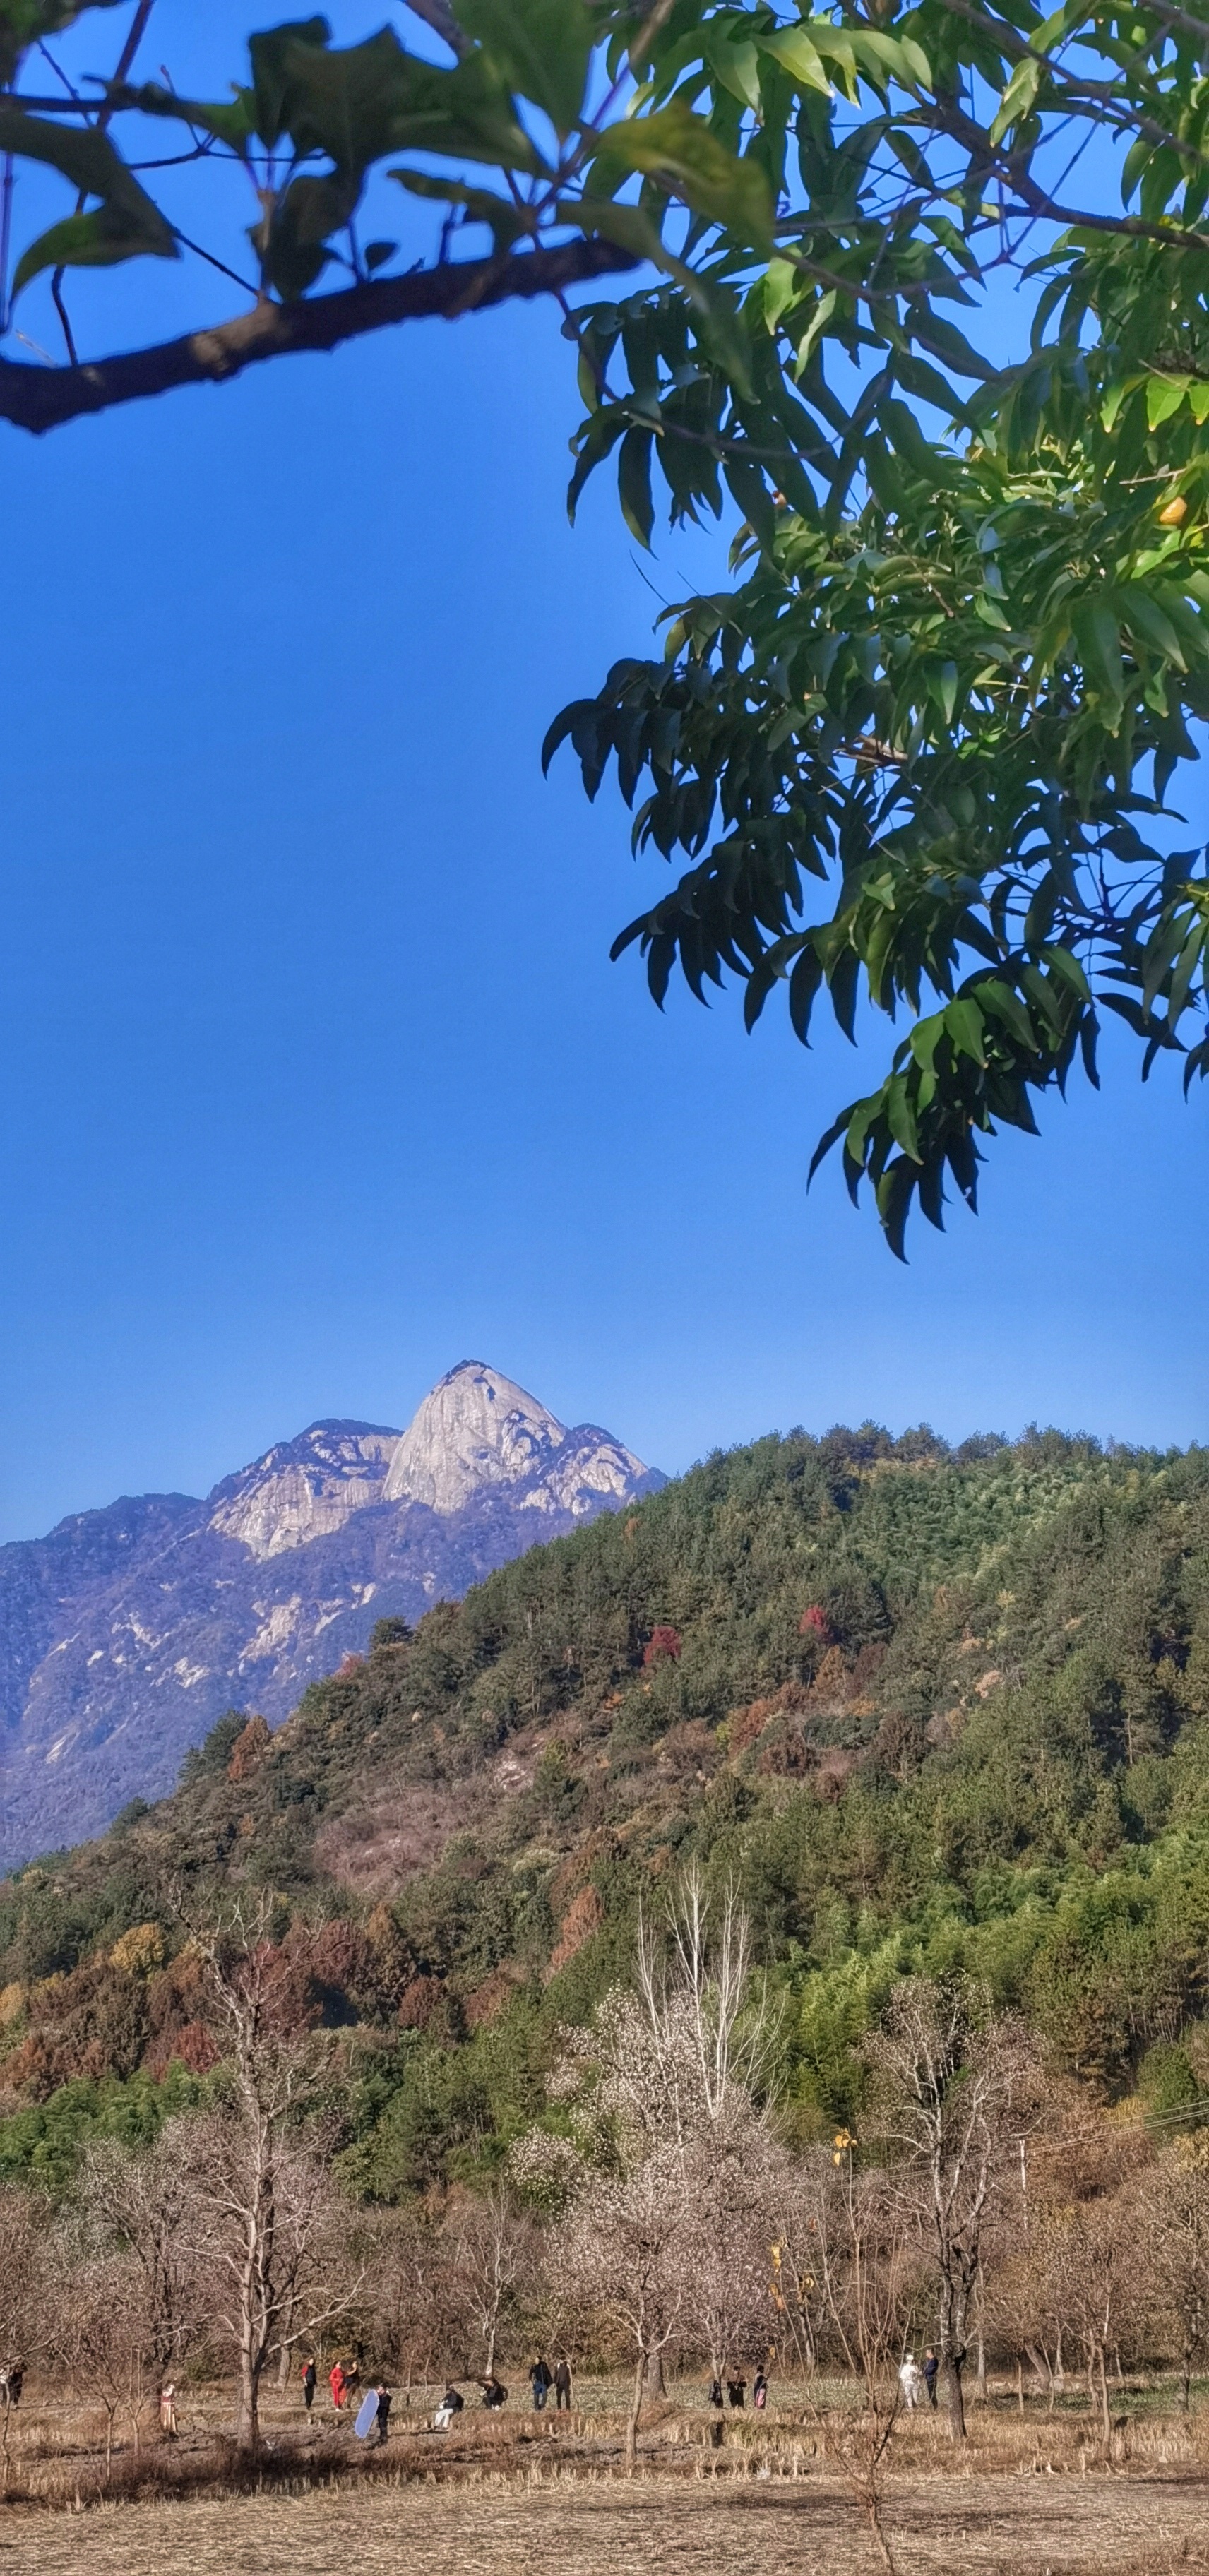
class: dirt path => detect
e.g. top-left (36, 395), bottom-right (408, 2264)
top-left (4, 2469), bottom-right (1209, 2576)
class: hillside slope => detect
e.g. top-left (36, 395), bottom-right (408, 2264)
top-left (1, 1423), bottom-right (1208, 2191)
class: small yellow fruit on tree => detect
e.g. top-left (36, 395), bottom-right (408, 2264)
top-left (1159, 494), bottom-right (1189, 525)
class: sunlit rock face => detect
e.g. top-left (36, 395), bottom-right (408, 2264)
top-left (209, 1423), bottom-right (399, 1560)
top-left (0, 1367), bottom-right (662, 1866)
top-left (383, 1363), bottom-right (653, 1519)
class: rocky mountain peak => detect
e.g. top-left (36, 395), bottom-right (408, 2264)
top-left (383, 1362), bottom-right (569, 1512)
top-left (208, 1419), bottom-right (400, 1561)
top-left (382, 1361), bottom-right (655, 1518)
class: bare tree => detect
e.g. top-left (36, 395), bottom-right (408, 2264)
top-left (47, 2245), bottom-right (156, 2481)
top-left (443, 2185), bottom-right (536, 2380)
top-left (559, 2137), bottom-right (689, 2467)
top-left (518, 1868), bottom-right (781, 2463)
top-left (168, 1887), bottom-right (357, 2447)
top-left (356, 2203), bottom-right (450, 2397)
top-left (868, 1982), bottom-right (1035, 2440)
top-left (0, 2187), bottom-right (47, 2491)
top-left (795, 2143), bottom-right (917, 2576)
top-left (78, 2127), bottom-right (205, 2373)
top-left (1139, 2139), bottom-right (1209, 2411)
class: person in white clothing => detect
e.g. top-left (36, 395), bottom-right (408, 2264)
top-left (898, 2352), bottom-right (922, 2411)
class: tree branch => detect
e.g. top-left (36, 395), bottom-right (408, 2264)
top-left (0, 237), bottom-right (639, 434)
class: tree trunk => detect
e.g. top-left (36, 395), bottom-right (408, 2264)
top-left (235, 2347), bottom-right (261, 2451)
top-left (945, 2355), bottom-right (966, 2443)
top-left (485, 2322), bottom-right (497, 2376)
top-left (643, 2349), bottom-right (665, 2396)
top-left (1181, 2344), bottom-right (1193, 2411)
top-left (1016, 2354), bottom-right (1025, 2416)
top-left (864, 2488), bottom-right (898, 2575)
top-left (626, 2349), bottom-right (645, 2469)
top-left (1097, 2347), bottom-right (1110, 2448)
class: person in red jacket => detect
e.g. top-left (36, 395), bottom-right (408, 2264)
top-left (330, 2360), bottom-right (347, 2411)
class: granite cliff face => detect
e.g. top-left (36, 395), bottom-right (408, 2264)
top-left (0, 1364), bottom-right (660, 1868)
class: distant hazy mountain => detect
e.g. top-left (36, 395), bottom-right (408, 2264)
top-left (0, 1364), bottom-right (662, 1868)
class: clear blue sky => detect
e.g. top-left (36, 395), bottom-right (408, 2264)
top-left (0, 3), bottom-right (1205, 1545)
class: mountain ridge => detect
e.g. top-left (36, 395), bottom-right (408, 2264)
top-left (0, 1364), bottom-right (660, 1868)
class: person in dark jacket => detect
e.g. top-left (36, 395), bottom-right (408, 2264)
top-left (478, 2373), bottom-right (507, 2409)
top-left (375, 2384), bottom-right (392, 2445)
top-left (708, 2377), bottom-right (724, 2410)
top-left (726, 2372), bottom-right (747, 2408)
top-left (5, 2363), bottom-right (22, 2411)
top-left (753, 2368), bottom-right (768, 2411)
top-left (554, 2357), bottom-right (573, 2411)
top-left (923, 2348), bottom-right (939, 2409)
top-left (301, 2356), bottom-right (316, 2412)
top-left (529, 2355), bottom-right (553, 2411)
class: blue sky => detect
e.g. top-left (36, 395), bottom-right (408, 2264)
top-left (0, 2), bottom-right (1205, 1544)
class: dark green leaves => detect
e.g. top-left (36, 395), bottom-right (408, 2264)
top-left (0, 101), bottom-right (177, 293)
top-left (590, 101), bottom-right (773, 253)
top-left (457, 0), bottom-right (596, 141)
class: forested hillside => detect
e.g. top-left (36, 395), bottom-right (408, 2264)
top-left (2, 1422), bottom-right (1208, 2197)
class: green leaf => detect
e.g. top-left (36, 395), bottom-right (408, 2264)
top-left (1146, 375), bottom-right (1191, 429)
top-left (254, 170), bottom-right (352, 299)
top-left (591, 101), bottom-right (773, 252)
top-left (989, 56), bottom-right (1041, 146)
top-left (944, 997), bottom-right (986, 1064)
top-left (0, 100), bottom-right (177, 287)
top-left (111, 82), bottom-right (257, 151)
top-left (757, 26), bottom-right (832, 97)
top-left (259, 22), bottom-right (544, 179)
top-left (248, 16), bottom-right (332, 148)
top-left (0, 1), bottom-right (126, 91)
top-left (457, 0), bottom-right (596, 140)
top-left (618, 427), bottom-right (655, 548)
top-left (1071, 598), bottom-right (1124, 720)
top-left (13, 206), bottom-right (167, 292)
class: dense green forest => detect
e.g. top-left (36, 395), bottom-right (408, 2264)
top-left (2, 1421), bottom-right (1208, 2200)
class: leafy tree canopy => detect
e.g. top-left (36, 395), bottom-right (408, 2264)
top-left (3, 0), bottom-right (1209, 1244)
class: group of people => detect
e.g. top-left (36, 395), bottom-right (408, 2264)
top-left (898, 2349), bottom-right (941, 2411)
top-left (434, 2354), bottom-right (572, 2430)
top-left (708, 2368), bottom-right (769, 2411)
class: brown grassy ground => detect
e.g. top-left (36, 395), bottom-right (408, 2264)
top-left (4, 2375), bottom-right (1209, 2572)
top-left (6, 2469), bottom-right (1209, 2576)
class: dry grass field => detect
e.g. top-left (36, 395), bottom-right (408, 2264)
top-left (4, 2376), bottom-right (1209, 2575)
top-left (7, 2467), bottom-right (1209, 2576)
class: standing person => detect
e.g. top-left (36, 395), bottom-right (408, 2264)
top-left (300, 2355), bottom-right (317, 2413)
top-left (529, 2354), bottom-right (552, 2411)
top-left (159, 2383), bottom-right (178, 2438)
top-left (898, 2353), bottom-right (922, 2412)
top-left (753, 2368), bottom-right (768, 2411)
top-left (330, 2359), bottom-right (347, 2411)
top-left (554, 2356), bottom-right (573, 2411)
top-left (708, 2375), bottom-right (723, 2410)
top-left (6, 2363), bottom-right (22, 2411)
top-left (922, 2348), bottom-right (939, 2409)
top-left (726, 2371), bottom-right (747, 2408)
top-left (375, 2384), bottom-right (392, 2446)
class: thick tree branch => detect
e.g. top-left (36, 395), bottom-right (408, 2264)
top-left (0, 236), bottom-right (639, 434)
